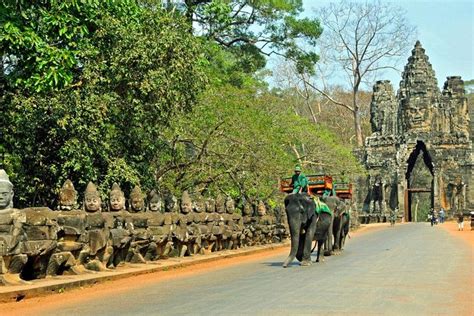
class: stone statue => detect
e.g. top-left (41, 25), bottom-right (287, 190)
top-left (82, 182), bottom-right (111, 271)
top-left (147, 189), bottom-right (162, 212)
top-left (126, 185), bottom-right (157, 263)
top-left (214, 195), bottom-right (226, 251)
top-left (53, 180), bottom-right (90, 276)
top-left (84, 182), bottom-right (102, 213)
top-left (192, 195), bottom-right (208, 254)
top-left (109, 182), bottom-right (126, 212)
top-left (129, 185), bottom-right (145, 213)
top-left (0, 172), bottom-right (28, 285)
top-left (162, 192), bottom-right (179, 257)
top-left (105, 183), bottom-right (132, 267)
top-left (0, 169), bottom-right (14, 211)
top-left (255, 201), bottom-right (275, 244)
top-left (57, 179), bottom-right (78, 211)
top-left (204, 197), bottom-right (218, 252)
top-left (224, 197), bottom-right (242, 250)
top-left (241, 199), bottom-right (256, 247)
top-left (175, 191), bottom-right (195, 257)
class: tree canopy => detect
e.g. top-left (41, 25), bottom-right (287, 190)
top-left (1, 0), bottom-right (365, 208)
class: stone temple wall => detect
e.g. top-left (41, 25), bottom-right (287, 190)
top-left (0, 173), bottom-right (288, 285)
top-left (360, 41), bottom-right (473, 222)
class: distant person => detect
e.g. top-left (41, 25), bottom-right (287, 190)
top-left (290, 165), bottom-right (309, 194)
top-left (429, 208), bottom-right (436, 227)
top-left (457, 212), bottom-right (464, 231)
top-left (439, 208), bottom-right (445, 224)
top-left (389, 209), bottom-right (396, 227)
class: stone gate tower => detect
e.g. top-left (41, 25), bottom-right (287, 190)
top-left (362, 41), bottom-right (473, 221)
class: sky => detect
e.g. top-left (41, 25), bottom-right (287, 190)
top-left (276, 0), bottom-right (473, 90)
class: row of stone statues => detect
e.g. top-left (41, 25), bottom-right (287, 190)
top-left (0, 170), bottom-right (288, 285)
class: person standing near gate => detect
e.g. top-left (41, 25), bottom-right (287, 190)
top-left (439, 208), bottom-right (445, 224)
top-left (457, 212), bottom-right (464, 231)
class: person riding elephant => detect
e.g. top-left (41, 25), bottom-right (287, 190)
top-left (291, 165), bottom-right (309, 194)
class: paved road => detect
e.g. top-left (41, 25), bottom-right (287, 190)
top-left (37, 223), bottom-right (472, 315)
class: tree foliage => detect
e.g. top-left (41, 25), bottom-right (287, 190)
top-left (173, 0), bottom-right (323, 75)
top-left (1, 0), bottom-right (364, 208)
top-left (1, 2), bottom-right (206, 206)
top-left (155, 85), bottom-right (363, 201)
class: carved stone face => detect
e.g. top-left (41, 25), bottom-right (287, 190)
top-left (181, 192), bottom-right (193, 214)
top-left (147, 190), bottom-right (162, 212)
top-left (193, 199), bottom-right (205, 213)
top-left (85, 194), bottom-right (101, 212)
top-left (0, 182), bottom-right (13, 210)
top-left (130, 196), bottom-right (144, 212)
top-left (164, 195), bottom-right (178, 213)
top-left (216, 195), bottom-right (225, 214)
top-left (110, 193), bottom-right (125, 212)
top-left (243, 202), bottom-right (253, 216)
top-left (225, 197), bottom-right (235, 214)
top-left (257, 201), bottom-right (266, 216)
top-left (59, 179), bottom-right (77, 211)
top-left (205, 199), bottom-right (215, 213)
top-left (149, 200), bottom-right (161, 212)
top-left (405, 104), bottom-right (431, 130)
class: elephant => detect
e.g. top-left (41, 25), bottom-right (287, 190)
top-left (282, 193), bottom-right (332, 268)
top-left (321, 196), bottom-right (347, 255)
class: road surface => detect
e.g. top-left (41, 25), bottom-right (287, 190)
top-left (6, 223), bottom-right (473, 315)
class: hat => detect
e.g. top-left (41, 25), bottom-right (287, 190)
top-left (294, 165), bottom-right (302, 172)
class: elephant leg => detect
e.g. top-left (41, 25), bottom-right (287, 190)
top-left (301, 216), bottom-right (317, 265)
top-left (333, 216), bottom-right (342, 253)
top-left (315, 240), bottom-right (325, 262)
top-left (296, 231), bottom-right (306, 262)
top-left (324, 215), bottom-right (334, 256)
top-left (282, 218), bottom-right (301, 268)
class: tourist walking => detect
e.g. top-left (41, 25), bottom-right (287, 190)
top-left (439, 208), bottom-right (445, 224)
top-left (457, 212), bottom-right (464, 231)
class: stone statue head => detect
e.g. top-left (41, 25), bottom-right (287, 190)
top-left (404, 103), bottom-right (432, 131)
top-left (257, 201), bottom-right (266, 216)
top-left (193, 195), bottom-right (205, 213)
top-left (0, 169), bottom-right (14, 211)
top-left (243, 200), bottom-right (254, 216)
top-left (84, 182), bottom-right (101, 212)
top-left (129, 185), bottom-right (145, 213)
top-left (215, 194), bottom-right (225, 214)
top-left (205, 198), bottom-right (216, 213)
top-left (147, 189), bottom-right (162, 212)
top-left (164, 192), bottom-right (178, 213)
top-left (180, 191), bottom-right (193, 214)
top-left (225, 197), bottom-right (235, 214)
top-left (58, 179), bottom-right (77, 211)
top-left (109, 182), bottom-right (125, 212)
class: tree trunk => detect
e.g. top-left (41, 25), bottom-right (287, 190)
top-left (352, 87), bottom-right (363, 147)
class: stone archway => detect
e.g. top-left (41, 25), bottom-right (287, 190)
top-left (404, 141), bottom-right (434, 222)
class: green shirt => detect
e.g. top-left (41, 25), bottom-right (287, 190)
top-left (315, 201), bottom-right (333, 216)
top-left (291, 173), bottom-right (308, 194)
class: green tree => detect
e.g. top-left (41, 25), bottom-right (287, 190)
top-left (172, 0), bottom-right (322, 76)
top-left (1, 3), bottom-right (206, 206)
top-left (155, 85), bottom-right (363, 202)
top-left (0, 0), bottom-right (140, 92)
